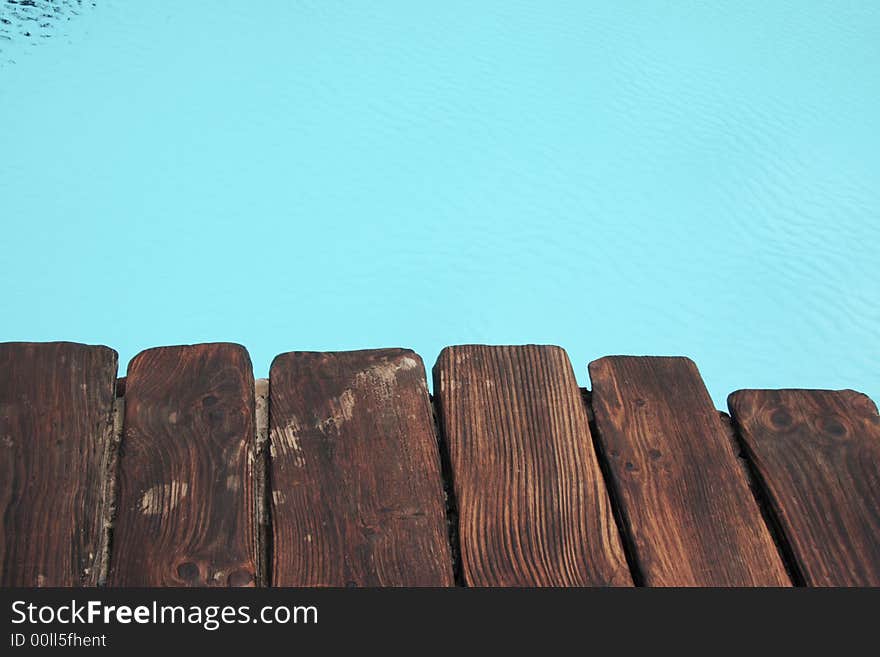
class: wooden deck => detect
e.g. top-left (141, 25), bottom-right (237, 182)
top-left (1, 341), bottom-right (878, 587)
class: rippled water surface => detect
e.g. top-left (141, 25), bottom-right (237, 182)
top-left (1, 1), bottom-right (878, 405)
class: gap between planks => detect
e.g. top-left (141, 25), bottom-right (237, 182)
top-left (717, 410), bottom-right (803, 586)
top-left (97, 394), bottom-right (125, 586)
top-left (430, 394), bottom-right (465, 586)
top-left (579, 388), bottom-right (644, 587)
top-left (254, 378), bottom-right (270, 588)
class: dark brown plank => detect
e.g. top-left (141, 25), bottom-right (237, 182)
top-left (588, 356), bottom-right (790, 586)
top-left (434, 345), bottom-right (631, 587)
top-left (109, 344), bottom-right (257, 586)
top-left (729, 389), bottom-right (880, 586)
top-left (270, 349), bottom-right (453, 586)
top-left (0, 342), bottom-right (117, 586)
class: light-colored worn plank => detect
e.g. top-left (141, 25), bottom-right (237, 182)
top-left (270, 349), bottom-right (453, 586)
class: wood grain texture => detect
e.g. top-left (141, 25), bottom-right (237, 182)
top-left (0, 342), bottom-right (117, 586)
top-left (434, 345), bottom-right (631, 587)
top-left (270, 349), bottom-right (453, 586)
top-left (109, 344), bottom-right (257, 587)
top-left (588, 356), bottom-right (790, 587)
top-left (729, 389), bottom-right (880, 586)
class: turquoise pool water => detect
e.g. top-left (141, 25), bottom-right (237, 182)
top-left (1, 2), bottom-right (878, 406)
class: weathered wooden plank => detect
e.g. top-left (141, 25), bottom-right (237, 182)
top-left (729, 389), bottom-right (880, 586)
top-left (588, 356), bottom-right (790, 586)
top-left (434, 345), bottom-right (631, 587)
top-left (270, 349), bottom-right (453, 586)
top-left (109, 344), bottom-right (257, 586)
top-left (0, 342), bottom-right (117, 586)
